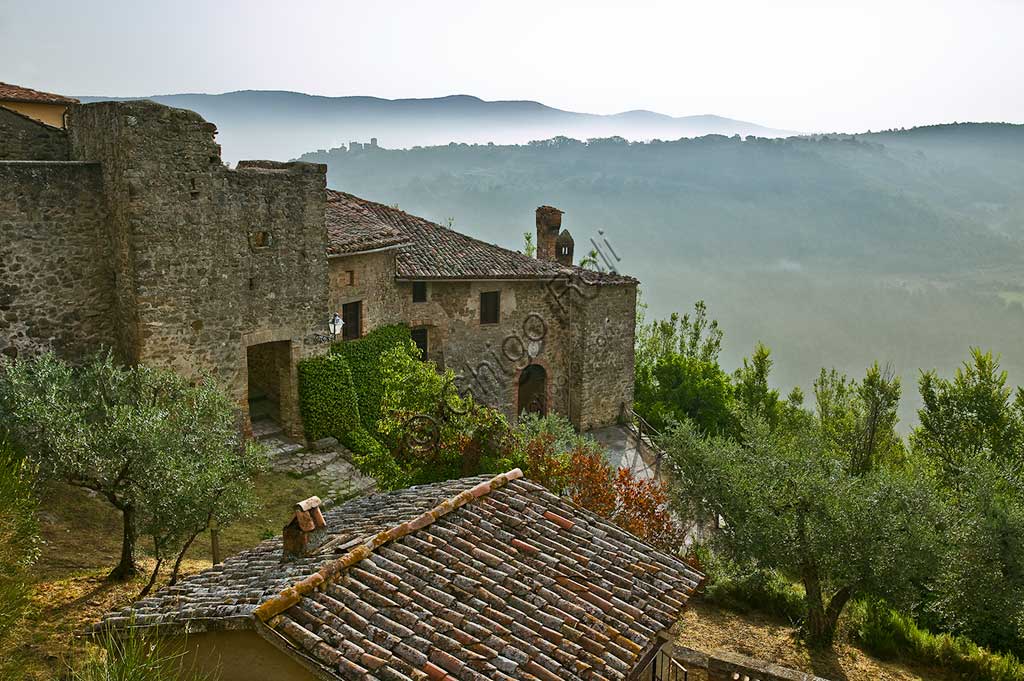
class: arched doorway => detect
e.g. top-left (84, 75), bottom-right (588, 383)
top-left (517, 364), bottom-right (547, 417)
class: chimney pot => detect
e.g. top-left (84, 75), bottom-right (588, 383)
top-left (283, 496), bottom-right (328, 560)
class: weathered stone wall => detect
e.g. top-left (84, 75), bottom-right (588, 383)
top-left (0, 106), bottom-right (70, 161)
top-left (571, 281), bottom-right (637, 431)
top-left (66, 101), bottom-right (330, 436)
top-left (328, 257), bottom-right (590, 424)
top-left (0, 161), bottom-right (115, 360)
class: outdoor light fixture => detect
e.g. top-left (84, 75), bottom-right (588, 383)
top-left (329, 312), bottom-right (344, 339)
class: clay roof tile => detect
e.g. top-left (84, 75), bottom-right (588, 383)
top-left (0, 82), bottom-right (78, 105)
top-left (96, 471), bottom-right (702, 680)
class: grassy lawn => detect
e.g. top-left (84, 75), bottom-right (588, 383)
top-left (4, 472), bottom-right (331, 680)
top-left (676, 598), bottom-right (962, 681)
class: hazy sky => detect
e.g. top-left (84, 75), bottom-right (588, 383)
top-left (2, 0), bottom-right (1021, 132)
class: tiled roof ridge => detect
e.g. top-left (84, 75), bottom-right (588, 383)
top-left (253, 468), bottom-right (524, 625)
top-left (0, 81), bottom-right (79, 105)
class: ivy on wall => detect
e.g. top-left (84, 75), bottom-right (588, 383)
top-left (297, 324), bottom-right (412, 489)
top-left (329, 325), bottom-right (412, 435)
top-left (296, 353), bottom-right (361, 442)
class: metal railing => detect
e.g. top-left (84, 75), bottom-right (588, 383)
top-left (620, 403), bottom-right (667, 479)
top-left (650, 648), bottom-right (689, 681)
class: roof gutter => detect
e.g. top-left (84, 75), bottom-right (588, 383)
top-left (326, 241), bottom-right (412, 259)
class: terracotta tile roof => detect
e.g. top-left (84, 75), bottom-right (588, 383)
top-left (98, 471), bottom-right (702, 680)
top-left (326, 189), bottom-right (410, 256)
top-left (325, 190), bottom-right (637, 285)
top-left (0, 82), bottom-right (78, 105)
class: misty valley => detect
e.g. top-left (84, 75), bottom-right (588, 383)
top-left (299, 124), bottom-right (1024, 428)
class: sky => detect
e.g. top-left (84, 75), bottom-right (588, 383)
top-left (1, 0), bottom-right (1021, 133)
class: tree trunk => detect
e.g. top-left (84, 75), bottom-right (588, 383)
top-left (139, 554), bottom-right (163, 598)
top-left (802, 564), bottom-right (852, 646)
top-left (169, 528), bottom-right (203, 586)
top-left (108, 504), bottom-right (138, 581)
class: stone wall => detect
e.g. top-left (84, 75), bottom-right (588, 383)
top-left (571, 281), bottom-right (637, 430)
top-left (65, 101), bottom-right (331, 437)
top-left (640, 644), bottom-right (831, 681)
top-left (327, 257), bottom-right (614, 425)
top-left (0, 161), bottom-right (115, 360)
top-left (0, 107), bottom-right (69, 161)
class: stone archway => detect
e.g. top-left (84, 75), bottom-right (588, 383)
top-left (517, 363), bottom-right (548, 417)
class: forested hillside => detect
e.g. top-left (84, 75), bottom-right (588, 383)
top-left (299, 124), bottom-right (1024, 427)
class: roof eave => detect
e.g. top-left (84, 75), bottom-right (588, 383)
top-left (326, 241), bottom-right (411, 258)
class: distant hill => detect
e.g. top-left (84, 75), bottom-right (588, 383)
top-left (296, 123), bottom-right (1024, 274)
top-left (75, 91), bottom-right (793, 163)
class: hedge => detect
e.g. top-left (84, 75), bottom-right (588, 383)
top-left (329, 325), bottom-right (412, 434)
top-left (298, 325), bottom-right (414, 486)
top-left (854, 602), bottom-right (1024, 681)
top-left (297, 353), bottom-right (361, 442)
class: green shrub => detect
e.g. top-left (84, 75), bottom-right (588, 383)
top-left (342, 427), bottom-right (407, 490)
top-left (72, 625), bottom-right (215, 681)
top-left (331, 325), bottom-right (412, 434)
top-left (297, 353), bottom-right (362, 442)
top-left (0, 437), bottom-right (38, 650)
top-left (693, 546), bottom-right (806, 623)
top-left (298, 326), bottom-right (418, 487)
top-left (853, 601), bottom-right (1024, 681)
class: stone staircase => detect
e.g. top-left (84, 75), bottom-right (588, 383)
top-left (249, 405), bottom-right (377, 503)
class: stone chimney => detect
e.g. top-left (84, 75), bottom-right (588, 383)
top-left (555, 229), bottom-right (575, 267)
top-left (535, 206), bottom-right (564, 261)
top-left (282, 496), bottom-right (327, 560)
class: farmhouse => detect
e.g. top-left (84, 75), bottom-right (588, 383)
top-left (97, 469), bottom-right (702, 681)
top-left (0, 88), bottom-right (637, 440)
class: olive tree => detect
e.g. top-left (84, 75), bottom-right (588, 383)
top-left (0, 352), bottom-right (265, 582)
top-left (665, 369), bottom-right (941, 645)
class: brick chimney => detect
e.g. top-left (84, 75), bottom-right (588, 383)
top-left (535, 206), bottom-right (563, 261)
top-left (555, 229), bottom-right (575, 267)
top-left (282, 496), bottom-right (327, 560)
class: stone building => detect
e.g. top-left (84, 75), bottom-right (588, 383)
top-left (1, 87), bottom-right (637, 439)
top-left (0, 81), bottom-right (77, 128)
top-left (324, 191), bottom-right (636, 430)
top-left (1, 96), bottom-right (330, 439)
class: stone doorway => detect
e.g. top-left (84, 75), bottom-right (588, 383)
top-left (517, 363), bottom-right (547, 417)
top-left (246, 340), bottom-right (299, 439)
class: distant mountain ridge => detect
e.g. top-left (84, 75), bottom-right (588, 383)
top-left (75, 90), bottom-right (794, 162)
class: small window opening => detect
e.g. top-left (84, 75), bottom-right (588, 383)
top-left (251, 231), bottom-right (271, 248)
top-left (342, 301), bottom-right (362, 340)
top-left (412, 282), bottom-right (427, 303)
top-left (345, 270), bottom-right (356, 286)
top-left (480, 291), bottom-right (500, 325)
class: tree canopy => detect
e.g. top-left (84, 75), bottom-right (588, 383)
top-left (0, 352), bottom-right (266, 583)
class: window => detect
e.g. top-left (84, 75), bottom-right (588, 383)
top-left (412, 281), bottom-right (427, 303)
top-left (250, 231), bottom-right (272, 248)
top-left (480, 291), bottom-right (500, 325)
top-left (411, 328), bottom-right (428, 360)
top-left (342, 301), bottom-right (361, 340)
top-left (345, 270), bottom-right (355, 286)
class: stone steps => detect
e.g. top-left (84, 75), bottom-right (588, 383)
top-left (251, 417), bottom-right (284, 440)
top-left (258, 431), bottom-right (379, 502)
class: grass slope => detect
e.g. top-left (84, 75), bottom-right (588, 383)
top-left (5, 473), bottom-right (331, 680)
top-left (677, 598), bottom-right (960, 681)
